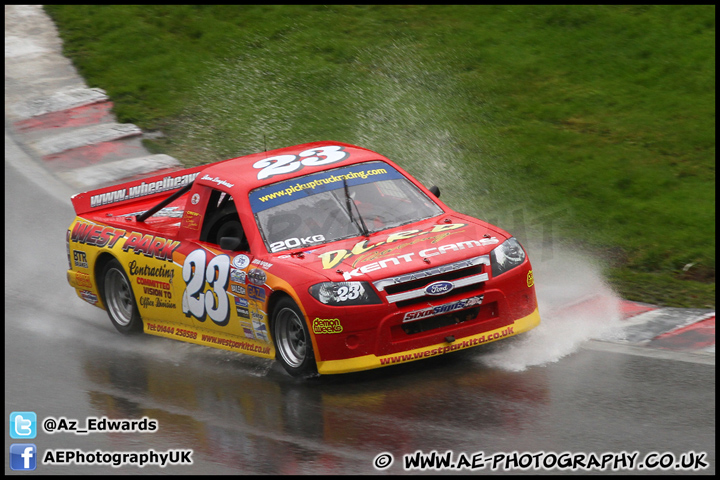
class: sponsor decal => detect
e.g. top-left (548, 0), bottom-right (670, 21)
top-left (340, 237), bottom-right (498, 281)
top-left (230, 269), bottom-right (246, 283)
top-left (319, 224), bottom-right (469, 270)
top-left (127, 260), bottom-right (175, 282)
top-left (251, 259), bottom-right (273, 269)
top-left (252, 318), bottom-right (270, 342)
top-left (73, 250), bottom-right (88, 268)
top-left (248, 299), bottom-right (270, 342)
top-left (79, 290), bottom-right (98, 305)
top-left (312, 318), bottom-right (343, 334)
top-left (378, 326), bottom-right (516, 366)
top-left (249, 161), bottom-right (407, 237)
top-left (199, 333), bottom-right (271, 354)
top-left (71, 222), bottom-right (126, 249)
top-left (247, 284), bottom-right (266, 302)
top-left (248, 269), bottom-right (267, 286)
top-left (341, 252), bottom-right (414, 281)
top-left (403, 295), bottom-right (484, 322)
top-left (425, 281), bottom-right (454, 296)
top-left (121, 232), bottom-right (180, 262)
top-left (74, 272), bottom-right (93, 289)
top-left (231, 284), bottom-right (246, 295)
top-left (418, 237), bottom-right (499, 257)
top-left (136, 277), bottom-right (171, 290)
top-left (175, 327), bottom-right (197, 339)
top-left (140, 296), bottom-right (177, 309)
top-left (118, 206), bottom-right (184, 218)
top-left (234, 297), bottom-right (249, 308)
top-left (527, 270), bottom-right (534, 288)
top-left (200, 174), bottom-right (234, 189)
top-left (144, 322), bottom-right (272, 356)
top-left (89, 172), bottom-right (200, 208)
top-left (240, 321), bottom-right (255, 339)
top-left (147, 322), bottom-right (176, 335)
top-left (231, 254), bottom-right (250, 269)
top-left (191, 193), bottom-right (200, 205)
top-left (136, 276), bottom-right (172, 299)
top-left (351, 230), bottom-right (469, 268)
top-left (253, 164), bottom-right (395, 209)
top-left (183, 210), bottom-right (201, 230)
top-left (200, 334), bottom-right (270, 355)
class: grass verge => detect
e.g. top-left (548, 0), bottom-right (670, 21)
top-left (44, 5), bottom-right (715, 308)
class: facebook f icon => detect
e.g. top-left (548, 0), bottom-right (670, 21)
top-left (10, 444), bottom-right (37, 471)
top-left (10, 412), bottom-right (37, 439)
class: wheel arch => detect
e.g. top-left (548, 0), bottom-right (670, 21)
top-left (267, 289), bottom-right (318, 377)
top-left (267, 289), bottom-right (294, 333)
top-left (94, 253), bottom-right (144, 334)
top-left (266, 284), bottom-right (321, 355)
top-left (94, 251), bottom-right (118, 308)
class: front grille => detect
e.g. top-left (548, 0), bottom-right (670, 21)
top-left (373, 255), bottom-right (490, 306)
top-left (395, 284), bottom-right (479, 309)
top-left (383, 265), bottom-right (484, 295)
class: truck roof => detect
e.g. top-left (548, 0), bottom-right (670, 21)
top-left (195, 141), bottom-right (385, 195)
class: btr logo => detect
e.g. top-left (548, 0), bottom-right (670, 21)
top-left (10, 444), bottom-right (37, 471)
top-left (73, 250), bottom-right (89, 268)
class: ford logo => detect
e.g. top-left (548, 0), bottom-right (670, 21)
top-left (425, 281), bottom-right (454, 296)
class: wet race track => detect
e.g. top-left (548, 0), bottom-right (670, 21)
top-left (4, 136), bottom-right (715, 475)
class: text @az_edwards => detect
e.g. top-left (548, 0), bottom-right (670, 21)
top-left (42, 416), bottom-right (157, 434)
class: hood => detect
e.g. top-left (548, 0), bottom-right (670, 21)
top-left (284, 214), bottom-right (508, 283)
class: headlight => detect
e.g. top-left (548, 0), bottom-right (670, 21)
top-left (309, 281), bottom-right (382, 306)
top-left (491, 237), bottom-right (526, 277)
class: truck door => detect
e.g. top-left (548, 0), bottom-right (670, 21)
top-left (179, 187), bottom-right (272, 352)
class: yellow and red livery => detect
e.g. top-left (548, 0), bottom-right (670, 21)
top-left (66, 142), bottom-right (540, 376)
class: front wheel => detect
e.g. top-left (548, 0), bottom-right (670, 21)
top-left (101, 259), bottom-right (143, 334)
top-left (272, 297), bottom-right (317, 377)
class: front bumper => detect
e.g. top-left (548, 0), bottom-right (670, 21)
top-left (315, 306), bottom-right (540, 375)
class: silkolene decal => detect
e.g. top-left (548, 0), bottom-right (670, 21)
top-left (248, 161), bottom-right (403, 213)
top-left (252, 145), bottom-right (349, 180)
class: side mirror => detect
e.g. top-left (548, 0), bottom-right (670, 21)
top-left (220, 236), bottom-right (243, 251)
top-left (429, 185), bottom-right (441, 198)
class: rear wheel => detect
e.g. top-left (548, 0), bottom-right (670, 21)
top-left (101, 259), bottom-right (143, 334)
top-left (272, 297), bottom-right (317, 377)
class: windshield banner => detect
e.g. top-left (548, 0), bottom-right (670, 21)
top-left (249, 162), bottom-right (403, 213)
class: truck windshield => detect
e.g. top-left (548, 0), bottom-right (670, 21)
top-left (249, 161), bottom-right (443, 253)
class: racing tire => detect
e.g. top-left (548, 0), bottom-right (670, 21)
top-left (101, 259), bottom-right (143, 335)
top-left (272, 297), bottom-right (318, 377)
